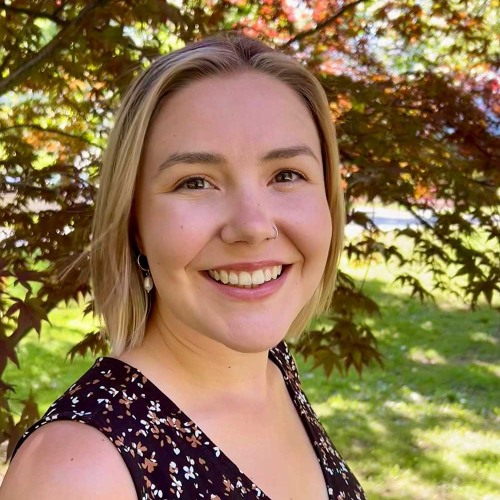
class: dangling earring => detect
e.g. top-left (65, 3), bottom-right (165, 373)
top-left (137, 254), bottom-right (154, 293)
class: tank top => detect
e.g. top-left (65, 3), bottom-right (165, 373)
top-left (12, 342), bottom-right (365, 499)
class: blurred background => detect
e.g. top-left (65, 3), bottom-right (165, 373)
top-left (0, 1), bottom-right (499, 498)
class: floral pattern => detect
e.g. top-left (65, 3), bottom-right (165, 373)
top-left (13, 342), bottom-right (365, 499)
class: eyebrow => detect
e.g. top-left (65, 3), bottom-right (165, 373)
top-left (261, 145), bottom-right (320, 164)
top-left (157, 144), bottom-right (320, 173)
top-left (158, 151), bottom-right (226, 172)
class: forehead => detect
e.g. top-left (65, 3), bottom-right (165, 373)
top-left (143, 71), bottom-right (321, 167)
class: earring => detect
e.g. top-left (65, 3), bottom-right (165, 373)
top-left (137, 254), bottom-right (154, 293)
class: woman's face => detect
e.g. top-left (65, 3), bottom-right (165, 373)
top-left (135, 70), bottom-right (332, 353)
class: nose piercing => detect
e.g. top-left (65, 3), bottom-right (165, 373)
top-left (271, 225), bottom-right (279, 240)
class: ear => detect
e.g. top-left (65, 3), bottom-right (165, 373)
top-left (129, 215), bottom-right (144, 254)
top-left (134, 231), bottom-right (144, 254)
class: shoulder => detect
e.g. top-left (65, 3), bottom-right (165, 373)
top-left (0, 421), bottom-right (136, 500)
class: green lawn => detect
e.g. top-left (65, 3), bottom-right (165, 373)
top-left (299, 260), bottom-right (500, 499)
top-left (3, 259), bottom-right (499, 499)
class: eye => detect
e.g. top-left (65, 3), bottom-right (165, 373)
top-left (176, 176), bottom-right (214, 190)
top-left (274, 170), bottom-right (305, 183)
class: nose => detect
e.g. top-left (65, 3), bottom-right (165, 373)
top-left (220, 191), bottom-right (277, 245)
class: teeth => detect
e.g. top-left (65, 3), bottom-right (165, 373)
top-left (239, 272), bottom-right (252, 286)
top-left (208, 265), bottom-right (283, 287)
top-left (252, 270), bottom-right (265, 285)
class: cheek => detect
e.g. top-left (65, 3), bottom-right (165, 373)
top-left (285, 195), bottom-right (332, 264)
top-left (308, 202), bottom-right (332, 269)
top-left (137, 199), bottom-right (210, 272)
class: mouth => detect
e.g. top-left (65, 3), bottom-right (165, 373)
top-left (207, 265), bottom-right (286, 288)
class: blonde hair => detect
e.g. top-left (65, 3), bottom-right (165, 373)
top-left (91, 32), bottom-right (345, 355)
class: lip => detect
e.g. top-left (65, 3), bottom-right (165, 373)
top-left (207, 260), bottom-right (285, 272)
top-left (203, 264), bottom-right (290, 301)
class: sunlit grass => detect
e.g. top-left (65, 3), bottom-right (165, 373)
top-left (3, 303), bottom-right (96, 417)
top-left (297, 257), bottom-right (500, 499)
top-left (2, 256), bottom-right (499, 498)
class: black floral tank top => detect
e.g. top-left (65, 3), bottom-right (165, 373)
top-left (13, 342), bottom-right (365, 499)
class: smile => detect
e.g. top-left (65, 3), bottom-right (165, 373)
top-left (207, 265), bottom-right (284, 288)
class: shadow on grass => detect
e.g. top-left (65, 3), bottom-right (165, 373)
top-left (357, 277), bottom-right (499, 410)
top-left (300, 277), bottom-right (500, 498)
top-left (320, 403), bottom-right (500, 499)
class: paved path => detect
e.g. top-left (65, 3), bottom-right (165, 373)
top-left (345, 207), bottom-right (432, 236)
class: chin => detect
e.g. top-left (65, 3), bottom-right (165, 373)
top-left (217, 323), bottom-right (292, 354)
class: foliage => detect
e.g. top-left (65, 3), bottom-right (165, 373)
top-left (0, 0), bottom-right (498, 458)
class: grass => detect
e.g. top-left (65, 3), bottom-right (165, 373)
top-left (3, 307), bottom-right (97, 417)
top-left (297, 258), bottom-right (500, 499)
top-left (2, 258), bottom-right (499, 499)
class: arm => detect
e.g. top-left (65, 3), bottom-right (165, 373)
top-left (0, 421), bottom-right (136, 500)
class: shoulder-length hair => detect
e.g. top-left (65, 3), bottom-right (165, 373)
top-left (91, 32), bottom-right (345, 355)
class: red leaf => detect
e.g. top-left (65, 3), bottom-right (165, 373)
top-left (0, 333), bottom-right (20, 368)
top-left (6, 392), bottom-right (40, 461)
top-left (11, 298), bottom-right (50, 337)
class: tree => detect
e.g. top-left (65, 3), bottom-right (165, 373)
top-left (1, 0), bottom-right (498, 459)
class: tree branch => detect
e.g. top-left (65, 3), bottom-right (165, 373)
top-left (0, 0), bottom-right (111, 95)
top-left (0, 1), bottom-right (69, 26)
top-left (0, 123), bottom-right (102, 148)
top-left (282, 0), bottom-right (369, 47)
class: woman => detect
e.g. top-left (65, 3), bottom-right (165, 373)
top-left (1, 33), bottom-right (365, 499)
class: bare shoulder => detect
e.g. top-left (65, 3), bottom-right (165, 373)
top-left (0, 421), bottom-right (136, 500)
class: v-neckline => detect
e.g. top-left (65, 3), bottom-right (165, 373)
top-left (100, 342), bottom-right (329, 499)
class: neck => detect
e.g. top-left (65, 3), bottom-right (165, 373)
top-left (134, 310), bottom-right (276, 407)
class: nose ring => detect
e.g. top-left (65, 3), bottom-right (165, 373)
top-left (271, 224), bottom-right (279, 240)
